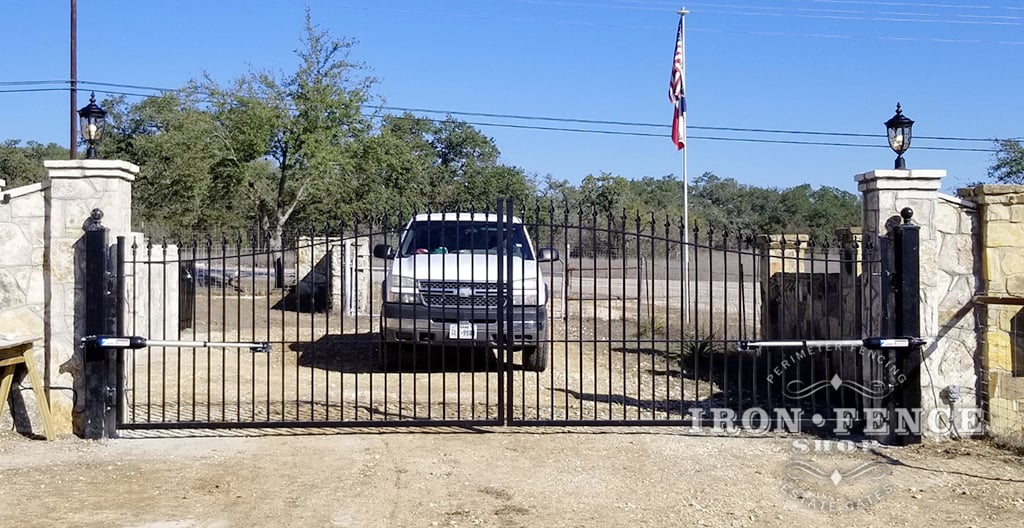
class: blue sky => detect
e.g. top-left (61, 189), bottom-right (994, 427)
top-left (2, 0), bottom-right (1021, 193)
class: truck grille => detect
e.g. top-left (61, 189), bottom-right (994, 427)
top-left (420, 281), bottom-right (501, 308)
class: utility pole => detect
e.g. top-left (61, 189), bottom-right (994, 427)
top-left (70, 0), bottom-right (78, 159)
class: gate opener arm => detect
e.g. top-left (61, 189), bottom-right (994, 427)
top-left (738, 336), bottom-right (926, 351)
top-left (84, 335), bottom-right (271, 354)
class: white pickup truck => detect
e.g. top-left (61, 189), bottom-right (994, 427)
top-left (373, 213), bottom-right (559, 371)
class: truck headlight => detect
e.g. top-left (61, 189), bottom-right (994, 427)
top-left (512, 278), bottom-right (541, 306)
top-left (386, 275), bottom-right (419, 304)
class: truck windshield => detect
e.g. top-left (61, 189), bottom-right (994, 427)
top-left (397, 221), bottom-right (534, 259)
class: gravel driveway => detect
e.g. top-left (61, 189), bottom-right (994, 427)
top-left (1, 430), bottom-right (1021, 527)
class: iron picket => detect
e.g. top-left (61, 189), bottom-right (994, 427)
top-left (111, 199), bottom-right (900, 436)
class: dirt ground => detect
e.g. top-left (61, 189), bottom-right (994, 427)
top-left (1, 429), bottom-right (1022, 528)
top-left (119, 293), bottom-right (731, 427)
top-left (7, 278), bottom-right (1019, 526)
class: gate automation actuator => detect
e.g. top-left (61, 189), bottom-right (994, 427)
top-left (84, 335), bottom-right (271, 354)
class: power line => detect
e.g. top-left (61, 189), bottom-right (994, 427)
top-left (793, 0), bottom-right (1023, 12)
top-left (529, 0), bottom-right (1024, 24)
top-left (0, 85), bottom-right (1006, 152)
top-left (391, 115), bottom-right (996, 152)
top-left (384, 105), bottom-right (1000, 143)
top-left (326, 1), bottom-right (1024, 45)
top-left (0, 83), bottom-right (1007, 151)
top-left (1, 80), bottom-right (1011, 146)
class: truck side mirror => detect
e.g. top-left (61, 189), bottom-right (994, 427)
top-left (373, 244), bottom-right (394, 259)
top-left (537, 248), bottom-right (560, 262)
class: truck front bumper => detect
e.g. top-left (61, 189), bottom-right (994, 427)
top-left (381, 302), bottom-right (548, 348)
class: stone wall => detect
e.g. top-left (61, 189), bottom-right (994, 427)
top-left (958, 185), bottom-right (1024, 443)
top-left (0, 160), bottom-right (139, 437)
top-left (0, 180), bottom-right (49, 435)
top-left (124, 235), bottom-right (180, 341)
top-left (857, 169), bottom-right (981, 439)
top-left (294, 236), bottom-right (372, 315)
top-left (2, 158), bottom-right (1021, 443)
top-left (759, 232), bottom-right (861, 340)
top-left (926, 192), bottom-right (981, 437)
top-left (0, 180), bottom-right (47, 340)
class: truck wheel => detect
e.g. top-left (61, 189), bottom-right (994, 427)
top-left (523, 343), bottom-right (549, 372)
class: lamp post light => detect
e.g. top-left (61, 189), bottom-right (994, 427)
top-left (77, 92), bottom-right (106, 159)
top-left (885, 103), bottom-right (914, 170)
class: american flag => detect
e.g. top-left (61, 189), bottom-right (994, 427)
top-left (669, 17), bottom-right (686, 150)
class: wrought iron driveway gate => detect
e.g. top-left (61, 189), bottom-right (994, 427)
top-left (83, 199), bottom-right (922, 439)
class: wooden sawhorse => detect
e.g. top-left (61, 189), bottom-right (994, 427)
top-left (0, 337), bottom-right (56, 440)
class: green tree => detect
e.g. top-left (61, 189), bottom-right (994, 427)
top-left (101, 93), bottom-right (228, 235)
top-left (335, 114), bottom-right (534, 217)
top-left (686, 173), bottom-right (858, 241)
top-left (199, 10), bottom-right (375, 247)
top-left (989, 139), bottom-right (1024, 184)
top-left (0, 140), bottom-right (68, 188)
top-left (578, 172), bottom-right (634, 218)
top-left (803, 186), bottom-right (860, 242)
top-left (428, 117), bottom-right (534, 209)
top-left (336, 113), bottom-right (438, 219)
top-left (689, 172), bottom-right (764, 235)
top-left (630, 175), bottom-right (684, 220)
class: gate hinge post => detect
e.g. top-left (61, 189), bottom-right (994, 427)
top-left (889, 207), bottom-right (922, 445)
top-left (81, 336), bottom-right (118, 439)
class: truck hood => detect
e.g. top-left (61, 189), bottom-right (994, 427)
top-left (391, 253), bottom-right (540, 282)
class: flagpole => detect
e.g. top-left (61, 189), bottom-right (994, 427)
top-left (678, 7), bottom-right (690, 327)
top-left (683, 129), bottom-right (690, 326)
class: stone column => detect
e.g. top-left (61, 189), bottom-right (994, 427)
top-left (856, 169), bottom-right (944, 336)
top-left (836, 227), bottom-right (863, 340)
top-left (857, 169), bottom-right (945, 246)
top-left (958, 185), bottom-right (1024, 441)
top-left (42, 159), bottom-right (137, 435)
top-left (353, 236), bottom-right (372, 316)
top-left (758, 234), bottom-right (812, 339)
top-left (857, 169), bottom-right (982, 439)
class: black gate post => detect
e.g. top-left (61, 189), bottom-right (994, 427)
top-left (114, 236), bottom-right (126, 429)
top-left (83, 208), bottom-right (112, 439)
top-left (495, 195), bottom-right (512, 423)
top-left (503, 198), bottom-right (516, 424)
top-left (891, 207), bottom-right (922, 444)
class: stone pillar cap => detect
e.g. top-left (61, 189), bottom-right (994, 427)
top-left (43, 159), bottom-right (139, 181)
top-left (855, 169), bottom-right (945, 192)
top-left (958, 184), bottom-right (1024, 204)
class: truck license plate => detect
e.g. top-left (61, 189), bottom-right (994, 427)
top-left (449, 322), bottom-right (476, 339)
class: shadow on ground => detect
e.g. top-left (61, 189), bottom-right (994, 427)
top-left (292, 333), bottom-right (507, 373)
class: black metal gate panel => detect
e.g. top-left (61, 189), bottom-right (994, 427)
top-left (115, 198), bottom-right (901, 436)
top-left (502, 201), bottom-right (894, 433)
